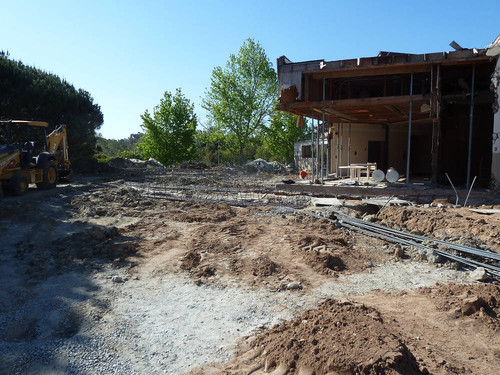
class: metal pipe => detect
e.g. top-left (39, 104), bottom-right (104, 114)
top-left (466, 63), bottom-right (476, 189)
top-left (322, 121), bottom-right (326, 181)
top-left (430, 64), bottom-right (434, 116)
top-left (375, 195), bottom-right (395, 217)
top-left (445, 173), bottom-right (459, 205)
top-left (316, 115), bottom-right (320, 182)
top-left (339, 120), bottom-right (343, 176)
top-left (300, 209), bottom-right (500, 277)
top-left (348, 123), bottom-right (351, 167)
top-left (464, 176), bottom-right (477, 207)
top-left (336, 124), bottom-right (340, 177)
top-left (406, 72), bottom-right (414, 187)
top-left (321, 78), bottom-right (325, 184)
top-left (326, 122), bottom-right (329, 178)
top-left (311, 112), bottom-right (314, 182)
top-left (332, 210), bottom-right (500, 261)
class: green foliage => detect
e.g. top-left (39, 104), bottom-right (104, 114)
top-left (92, 153), bottom-right (111, 163)
top-left (96, 133), bottom-right (142, 157)
top-left (261, 112), bottom-right (309, 164)
top-left (202, 38), bottom-right (278, 164)
top-left (254, 142), bottom-right (273, 161)
top-left (196, 126), bottom-right (224, 165)
top-left (116, 150), bottom-right (143, 159)
top-left (0, 54), bottom-right (103, 159)
top-left (137, 89), bottom-right (197, 166)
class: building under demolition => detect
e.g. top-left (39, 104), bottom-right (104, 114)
top-left (279, 35), bottom-right (500, 189)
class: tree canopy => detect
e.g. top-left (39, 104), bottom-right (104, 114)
top-left (202, 38), bottom-right (278, 164)
top-left (137, 89), bottom-right (197, 166)
top-left (96, 133), bottom-right (142, 158)
top-left (261, 112), bottom-right (309, 164)
top-left (0, 53), bottom-right (103, 159)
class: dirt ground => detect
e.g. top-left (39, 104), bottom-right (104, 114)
top-left (1, 164), bottom-right (499, 374)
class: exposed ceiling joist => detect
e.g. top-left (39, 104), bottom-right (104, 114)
top-left (324, 108), bottom-right (358, 122)
top-left (385, 105), bottom-right (407, 118)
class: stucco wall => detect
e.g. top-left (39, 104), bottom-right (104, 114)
top-left (331, 123), bottom-right (385, 176)
top-left (330, 121), bottom-right (432, 176)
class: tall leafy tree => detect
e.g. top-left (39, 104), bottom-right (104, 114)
top-left (202, 38), bottom-right (278, 164)
top-left (137, 89), bottom-right (197, 166)
top-left (262, 112), bottom-right (309, 164)
top-left (0, 53), bottom-right (103, 159)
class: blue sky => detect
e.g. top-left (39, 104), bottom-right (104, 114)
top-left (2, 0), bottom-right (499, 139)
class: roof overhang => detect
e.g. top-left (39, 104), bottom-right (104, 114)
top-left (277, 45), bottom-right (498, 124)
top-left (277, 95), bottom-right (430, 124)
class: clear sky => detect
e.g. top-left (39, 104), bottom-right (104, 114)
top-left (2, 0), bottom-right (499, 139)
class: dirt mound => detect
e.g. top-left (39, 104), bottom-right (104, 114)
top-left (252, 256), bottom-right (280, 277)
top-left (108, 157), bottom-right (166, 169)
top-left (420, 283), bottom-right (500, 329)
top-left (71, 158), bottom-right (117, 175)
top-left (180, 251), bottom-right (201, 270)
top-left (180, 161), bottom-right (209, 169)
top-left (304, 251), bottom-right (345, 275)
top-left (379, 206), bottom-right (500, 253)
top-left (70, 185), bottom-right (156, 217)
top-left (207, 300), bottom-right (422, 375)
top-left (245, 158), bottom-right (288, 174)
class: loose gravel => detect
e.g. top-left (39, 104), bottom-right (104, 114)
top-left (0, 260), bottom-right (467, 375)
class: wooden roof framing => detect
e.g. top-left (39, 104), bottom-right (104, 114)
top-left (277, 48), bottom-right (492, 124)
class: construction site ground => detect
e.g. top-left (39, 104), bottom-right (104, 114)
top-left (1, 163), bottom-right (500, 375)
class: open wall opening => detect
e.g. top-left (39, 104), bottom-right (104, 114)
top-left (438, 62), bottom-right (495, 187)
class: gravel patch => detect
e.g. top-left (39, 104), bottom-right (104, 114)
top-left (315, 260), bottom-right (467, 298)
top-left (1, 260), bottom-right (467, 374)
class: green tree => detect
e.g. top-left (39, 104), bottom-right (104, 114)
top-left (96, 132), bottom-right (143, 157)
top-left (262, 112), bottom-right (309, 164)
top-left (0, 53), bottom-right (103, 159)
top-left (202, 38), bottom-right (278, 164)
top-left (137, 89), bottom-right (197, 166)
top-left (196, 124), bottom-right (226, 165)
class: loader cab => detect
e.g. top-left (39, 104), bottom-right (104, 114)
top-left (0, 120), bottom-right (49, 167)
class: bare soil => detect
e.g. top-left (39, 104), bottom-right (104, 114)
top-left (1, 165), bottom-right (499, 374)
top-left (378, 205), bottom-right (500, 252)
top-left (192, 282), bottom-right (500, 375)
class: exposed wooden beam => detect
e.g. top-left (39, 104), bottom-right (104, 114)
top-left (307, 64), bottom-right (431, 79)
top-left (388, 118), bottom-right (432, 126)
top-left (278, 94), bottom-right (429, 111)
top-left (385, 105), bottom-right (407, 118)
top-left (324, 108), bottom-right (358, 122)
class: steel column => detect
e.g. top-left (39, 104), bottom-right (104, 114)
top-left (466, 64), bottom-right (476, 189)
top-left (311, 111), bottom-right (314, 181)
top-left (321, 78), bottom-right (325, 184)
top-left (405, 72), bottom-right (414, 186)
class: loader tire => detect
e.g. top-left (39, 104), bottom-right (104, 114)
top-left (36, 162), bottom-right (58, 190)
top-left (9, 174), bottom-right (29, 196)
